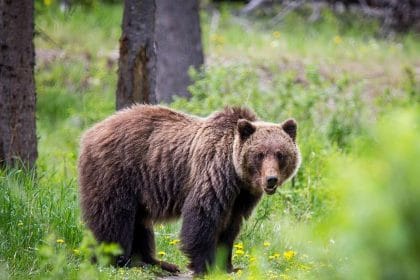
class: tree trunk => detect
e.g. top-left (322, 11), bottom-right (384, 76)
top-left (116, 0), bottom-right (157, 110)
top-left (0, 0), bottom-right (37, 168)
top-left (155, 0), bottom-right (204, 103)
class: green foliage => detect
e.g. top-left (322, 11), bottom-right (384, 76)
top-left (0, 168), bottom-right (82, 275)
top-left (402, 66), bottom-right (420, 104)
top-left (308, 108), bottom-right (420, 280)
top-left (36, 0), bottom-right (122, 12)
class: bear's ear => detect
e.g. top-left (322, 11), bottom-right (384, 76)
top-left (238, 119), bottom-right (256, 139)
top-left (281, 118), bottom-right (297, 141)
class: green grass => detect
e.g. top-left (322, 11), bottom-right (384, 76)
top-left (1, 2), bottom-right (419, 279)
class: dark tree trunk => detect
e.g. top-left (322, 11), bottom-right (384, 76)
top-left (155, 0), bottom-right (204, 103)
top-left (0, 0), bottom-right (37, 168)
top-left (116, 0), bottom-right (157, 110)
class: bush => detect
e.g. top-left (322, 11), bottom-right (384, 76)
top-left (309, 107), bottom-right (420, 279)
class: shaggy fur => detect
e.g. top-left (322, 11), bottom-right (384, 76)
top-left (78, 105), bottom-right (300, 275)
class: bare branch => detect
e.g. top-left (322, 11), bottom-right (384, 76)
top-left (241, 0), bottom-right (270, 15)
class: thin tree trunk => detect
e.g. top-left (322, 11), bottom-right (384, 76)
top-left (116, 0), bottom-right (157, 110)
top-left (0, 0), bottom-right (37, 168)
top-left (155, 0), bottom-right (204, 103)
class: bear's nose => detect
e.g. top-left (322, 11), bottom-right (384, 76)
top-left (266, 176), bottom-right (278, 189)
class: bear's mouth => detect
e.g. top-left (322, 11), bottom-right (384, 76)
top-left (264, 187), bottom-right (277, 195)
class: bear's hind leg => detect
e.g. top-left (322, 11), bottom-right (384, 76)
top-left (89, 204), bottom-right (136, 267)
top-left (132, 218), bottom-right (180, 273)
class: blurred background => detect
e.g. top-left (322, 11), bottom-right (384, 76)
top-left (0, 0), bottom-right (419, 279)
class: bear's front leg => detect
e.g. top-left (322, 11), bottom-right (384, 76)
top-left (219, 190), bottom-right (262, 273)
top-left (218, 218), bottom-right (242, 273)
top-left (180, 206), bottom-right (220, 275)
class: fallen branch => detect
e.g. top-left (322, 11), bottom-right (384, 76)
top-left (241, 0), bottom-right (270, 14)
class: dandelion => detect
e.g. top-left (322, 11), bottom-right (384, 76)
top-left (169, 239), bottom-right (180, 245)
top-left (73, 249), bottom-right (80, 255)
top-left (263, 241), bottom-right (271, 247)
top-left (333, 35), bottom-right (342, 45)
top-left (283, 250), bottom-right (296, 261)
top-left (272, 31), bottom-right (281, 39)
top-left (233, 242), bottom-right (243, 250)
top-left (56, 239), bottom-right (65, 244)
top-left (210, 34), bottom-right (225, 45)
top-left (235, 249), bottom-right (245, 256)
top-left (158, 251), bottom-right (166, 257)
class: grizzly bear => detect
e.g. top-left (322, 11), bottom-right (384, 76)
top-left (78, 105), bottom-right (301, 275)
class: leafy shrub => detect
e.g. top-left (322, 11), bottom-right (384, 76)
top-left (306, 107), bottom-right (420, 279)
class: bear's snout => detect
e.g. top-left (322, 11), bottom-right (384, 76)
top-left (266, 176), bottom-right (278, 189)
top-left (264, 176), bottom-right (278, 195)
top-left (260, 156), bottom-right (280, 194)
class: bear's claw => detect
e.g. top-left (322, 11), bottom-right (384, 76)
top-left (159, 260), bottom-right (180, 273)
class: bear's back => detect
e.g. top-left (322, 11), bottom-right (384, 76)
top-left (78, 105), bottom-right (201, 221)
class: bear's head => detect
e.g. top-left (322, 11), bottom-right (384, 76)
top-left (233, 118), bottom-right (301, 195)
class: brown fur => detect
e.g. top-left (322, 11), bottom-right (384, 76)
top-left (78, 105), bottom-right (300, 275)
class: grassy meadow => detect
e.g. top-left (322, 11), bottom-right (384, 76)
top-left (1, 2), bottom-right (419, 279)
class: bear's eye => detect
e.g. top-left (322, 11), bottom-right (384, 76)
top-left (257, 152), bottom-right (265, 161)
top-left (276, 152), bottom-right (287, 167)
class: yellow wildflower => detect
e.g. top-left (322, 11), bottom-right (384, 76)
top-left (44, 0), bottom-right (53, 6)
top-left (73, 249), bottom-right (80, 255)
top-left (233, 242), bottom-right (243, 250)
top-left (235, 249), bottom-right (245, 256)
top-left (333, 35), bottom-right (342, 45)
top-left (56, 239), bottom-right (65, 244)
top-left (272, 31), bottom-right (281, 39)
top-left (169, 239), bottom-right (180, 245)
top-left (158, 251), bottom-right (166, 256)
top-left (210, 34), bottom-right (225, 45)
top-left (249, 256), bottom-right (256, 262)
top-left (284, 250), bottom-right (296, 261)
top-left (263, 241), bottom-right (271, 247)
